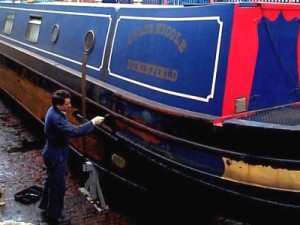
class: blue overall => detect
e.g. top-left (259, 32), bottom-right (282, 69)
top-left (39, 106), bottom-right (94, 220)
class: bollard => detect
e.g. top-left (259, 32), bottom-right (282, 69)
top-left (0, 185), bottom-right (5, 205)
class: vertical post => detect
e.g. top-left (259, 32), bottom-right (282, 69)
top-left (81, 51), bottom-right (88, 151)
top-left (81, 52), bottom-right (88, 123)
top-left (81, 30), bottom-right (94, 148)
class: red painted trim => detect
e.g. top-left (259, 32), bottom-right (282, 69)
top-left (298, 29), bottom-right (300, 86)
top-left (221, 3), bottom-right (300, 117)
top-left (260, 4), bottom-right (300, 21)
top-left (116, 120), bottom-right (160, 144)
top-left (215, 102), bottom-right (300, 125)
top-left (222, 5), bottom-right (261, 116)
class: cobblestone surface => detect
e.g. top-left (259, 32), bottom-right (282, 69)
top-left (0, 99), bottom-right (137, 225)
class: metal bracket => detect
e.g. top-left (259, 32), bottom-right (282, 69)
top-left (83, 161), bottom-right (109, 210)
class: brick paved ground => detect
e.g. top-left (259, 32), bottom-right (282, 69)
top-left (0, 99), bottom-right (137, 225)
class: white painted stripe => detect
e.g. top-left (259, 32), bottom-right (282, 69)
top-left (108, 16), bottom-right (223, 102)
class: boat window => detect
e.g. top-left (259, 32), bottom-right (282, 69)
top-left (84, 30), bottom-right (95, 54)
top-left (51, 24), bottom-right (59, 43)
top-left (3, 12), bottom-right (15, 35)
top-left (25, 15), bottom-right (42, 43)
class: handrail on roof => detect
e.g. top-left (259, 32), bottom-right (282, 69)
top-left (0, 0), bottom-right (299, 5)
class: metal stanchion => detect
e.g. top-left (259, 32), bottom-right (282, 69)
top-left (82, 161), bottom-right (109, 210)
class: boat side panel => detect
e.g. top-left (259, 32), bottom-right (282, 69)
top-left (0, 3), bottom-right (235, 116)
top-left (105, 5), bottom-right (235, 116)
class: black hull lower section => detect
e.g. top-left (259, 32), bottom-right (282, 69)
top-left (67, 140), bottom-right (300, 225)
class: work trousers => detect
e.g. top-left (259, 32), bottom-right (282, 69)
top-left (39, 158), bottom-right (67, 220)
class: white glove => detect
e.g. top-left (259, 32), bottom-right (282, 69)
top-left (91, 116), bottom-right (104, 125)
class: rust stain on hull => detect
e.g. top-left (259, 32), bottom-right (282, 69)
top-left (0, 65), bottom-right (103, 161)
top-left (0, 65), bottom-right (51, 120)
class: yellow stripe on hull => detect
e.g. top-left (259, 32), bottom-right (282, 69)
top-left (223, 158), bottom-right (300, 192)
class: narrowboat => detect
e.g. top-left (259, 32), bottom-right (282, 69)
top-left (0, 0), bottom-right (300, 213)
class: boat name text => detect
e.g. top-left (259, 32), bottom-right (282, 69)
top-left (128, 23), bottom-right (187, 53)
top-left (127, 59), bottom-right (178, 81)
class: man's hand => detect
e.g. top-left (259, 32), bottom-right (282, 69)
top-left (91, 116), bottom-right (104, 125)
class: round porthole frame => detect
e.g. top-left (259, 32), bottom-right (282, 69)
top-left (51, 24), bottom-right (59, 43)
top-left (84, 30), bottom-right (95, 54)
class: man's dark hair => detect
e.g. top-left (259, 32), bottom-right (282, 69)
top-left (52, 89), bottom-right (71, 107)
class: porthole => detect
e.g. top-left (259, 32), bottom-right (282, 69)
top-left (84, 30), bottom-right (95, 54)
top-left (51, 24), bottom-right (59, 43)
